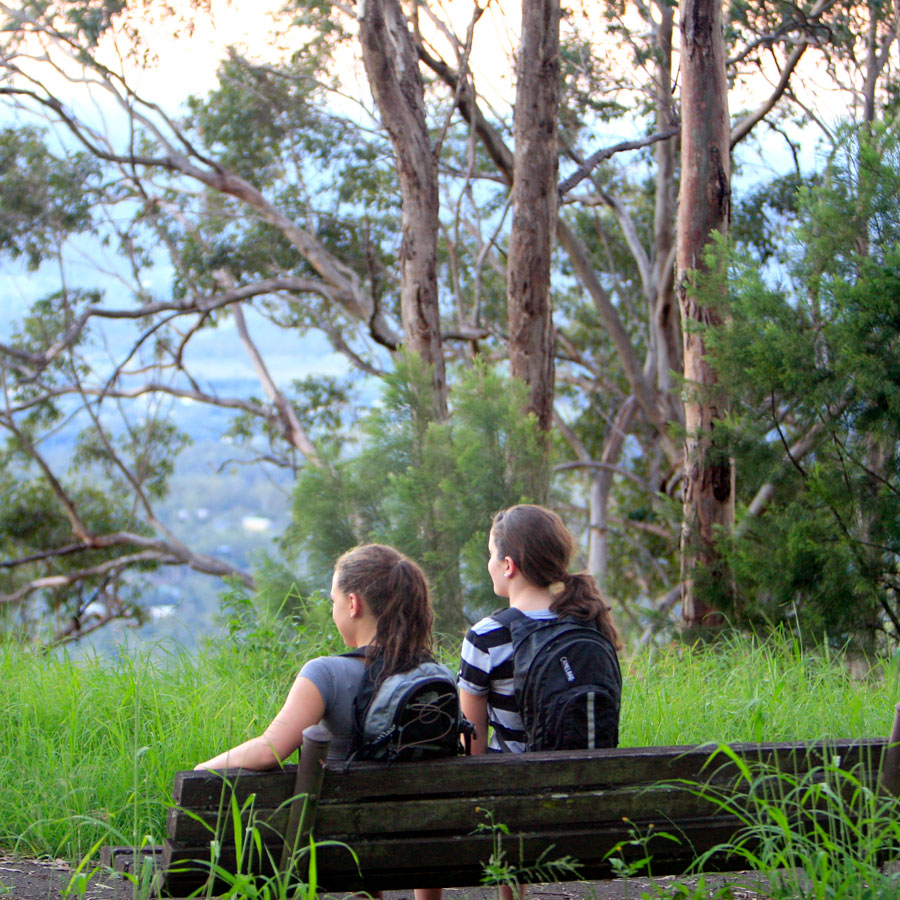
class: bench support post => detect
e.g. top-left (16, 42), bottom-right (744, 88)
top-left (279, 724), bottom-right (332, 877)
top-left (878, 702), bottom-right (900, 797)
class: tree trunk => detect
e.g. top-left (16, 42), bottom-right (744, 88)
top-left (588, 397), bottom-right (640, 586)
top-left (651, 0), bottom-right (682, 422)
top-left (507, 0), bottom-right (559, 434)
top-left (359, 0), bottom-right (447, 417)
top-left (677, 0), bottom-right (732, 628)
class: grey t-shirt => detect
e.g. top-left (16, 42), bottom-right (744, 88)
top-left (298, 654), bottom-right (366, 761)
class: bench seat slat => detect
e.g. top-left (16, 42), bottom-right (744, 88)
top-left (161, 814), bottom-right (754, 891)
top-left (167, 782), bottom-right (743, 843)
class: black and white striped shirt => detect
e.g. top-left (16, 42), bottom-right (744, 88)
top-left (458, 608), bottom-right (558, 752)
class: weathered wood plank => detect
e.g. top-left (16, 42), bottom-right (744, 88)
top-left (166, 782), bottom-right (732, 844)
top-left (172, 739), bottom-right (885, 808)
top-left (161, 814), bottom-right (753, 891)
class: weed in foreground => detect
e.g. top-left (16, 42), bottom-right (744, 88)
top-left (669, 744), bottom-right (900, 900)
top-left (474, 807), bottom-right (583, 892)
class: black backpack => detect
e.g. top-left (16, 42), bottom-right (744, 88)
top-left (345, 650), bottom-right (474, 763)
top-left (492, 607), bottom-right (622, 752)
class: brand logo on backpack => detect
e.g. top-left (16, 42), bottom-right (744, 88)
top-left (559, 656), bottom-right (576, 683)
top-left (493, 608), bottom-right (622, 752)
top-left (345, 650), bottom-right (475, 764)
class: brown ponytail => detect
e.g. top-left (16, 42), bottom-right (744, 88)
top-left (334, 544), bottom-right (435, 677)
top-left (491, 505), bottom-right (622, 651)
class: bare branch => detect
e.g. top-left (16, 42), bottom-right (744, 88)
top-left (731, 43), bottom-right (807, 147)
top-left (431, 3), bottom-right (484, 160)
top-left (558, 127), bottom-right (679, 197)
top-left (230, 300), bottom-right (322, 465)
top-left (557, 218), bottom-right (679, 464)
top-left (0, 550), bottom-right (177, 606)
top-left (726, 0), bottom-right (841, 66)
top-left (0, 541), bottom-right (99, 569)
top-left (554, 459), bottom-right (654, 494)
top-left (8, 382), bottom-right (273, 419)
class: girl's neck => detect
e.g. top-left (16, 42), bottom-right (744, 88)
top-left (352, 621), bottom-right (379, 649)
top-left (508, 581), bottom-right (554, 613)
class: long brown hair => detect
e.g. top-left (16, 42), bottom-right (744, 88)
top-left (491, 504), bottom-right (622, 650)
top-left (334, 543), bottom-right (435, 677)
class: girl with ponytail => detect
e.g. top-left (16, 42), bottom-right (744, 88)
top-left (459, 504), bottom-right (622, 756)
top-left (197, 543), bottom-right (435, 767)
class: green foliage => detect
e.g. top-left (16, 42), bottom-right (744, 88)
top-left (731, 170), bottom-right (815, 263)
top-left (623, 631), bottom-right (900, 746)
top-left (680, 745), bottom-right (900, 900)
top-left (696, 121), bottom-right (900, 650)
top-left (185, 54), bottom-right (351, 189)
top-left (0, 127), bottom-right (98, 268)
top-left (217, 586), bottom-right (343, 680)
top-left (0, 471), bottom-right (154, 641)
top-left (74, 416), bottom-right (191, 502)
top-left (284, 354), bottom-right (548, 636)
top-left (177, 52), bottom-right (401, 306)
top-left (475, 807), bottom-right (582, 890)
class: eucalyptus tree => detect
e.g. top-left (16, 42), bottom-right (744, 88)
top-left (676, 0), bottom-right (732, 629)
top-left (359, 0), bottom-right (447, 416)
top-left (1, 0), bottom-right (899, 646)
top-left (506, 0), bottom-right (560, 437)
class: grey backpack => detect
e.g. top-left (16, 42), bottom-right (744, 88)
top-left (345, 650), bottom-right (474, 762)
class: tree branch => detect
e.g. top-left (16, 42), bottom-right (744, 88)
top-left (558, 127), bottom-right (680, 197)
top-left (553, 460), bottom-right (654, 494)
top-left (0, 550), bottom-right (177, 606)
top-left (230, 299), bottom-right (322, 465)
top-left (730, 42), bottom-right (808, 147)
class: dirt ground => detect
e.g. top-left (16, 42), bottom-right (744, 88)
top-left (0, 855), bottom-right (773, 900)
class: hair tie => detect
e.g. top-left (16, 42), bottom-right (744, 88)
top-left (549, 580), bottom-right (565, 596)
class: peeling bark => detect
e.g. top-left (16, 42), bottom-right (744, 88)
top-left (359, 0), bottom-right (447, 416)
top-left (507, 0), bottom-right (560, 434)
top-left (677, 0), bottom-right (733, 629)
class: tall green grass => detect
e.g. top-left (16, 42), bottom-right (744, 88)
top-left (621, 633), bottom-right (900, 745)
top-left (682, 744), bottom-right (900, 900)
top-left (1, 619), bottom-right (898, 863)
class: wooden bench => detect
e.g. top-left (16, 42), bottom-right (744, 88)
top-left (103, 704), bottom-right (900, 896)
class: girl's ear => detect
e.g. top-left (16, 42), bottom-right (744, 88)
top-left (347, 592), bottom-right (363, 618)
top-left (503, 556), bottom-right (517, 579)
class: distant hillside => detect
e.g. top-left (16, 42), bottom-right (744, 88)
top-left (3, 295), bottom-right (335, 651)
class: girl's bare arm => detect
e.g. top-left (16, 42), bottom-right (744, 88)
top-left (460, 688), bottom-right (489, 755)
top-left (195, 675), bottom-right (326, 770)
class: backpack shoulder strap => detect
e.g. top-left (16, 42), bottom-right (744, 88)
top-left (491, 606), bottom-right (524, 625)
top-left (346, 648), bottom-right (383, 761)
top-left (557, 613), bottom-right (600, 632)
top-left (492, 606), bottom-right (558, 649)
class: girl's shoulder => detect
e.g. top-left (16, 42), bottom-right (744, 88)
top-left (300, 652), bottom-right (366, 678)
top-left (467, 608), bottom-right (557, 638)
